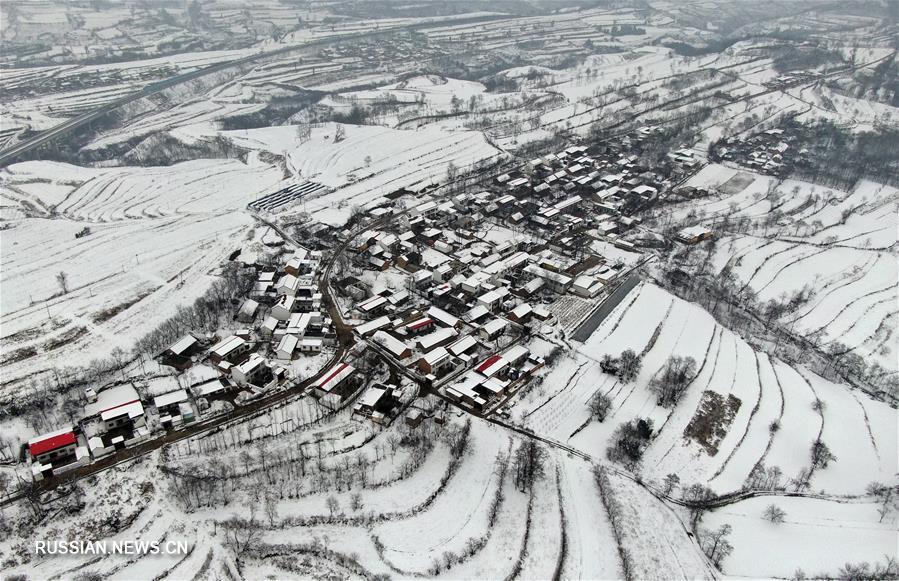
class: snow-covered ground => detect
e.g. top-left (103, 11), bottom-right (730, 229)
top-left (2, 409), bottom-right (698, 580)
top-left (210, 122), bottom-right (503, 225)
top-left (1, 3), bottom-right (896, 578)
top-left (678, 165), bottom-right (898, 373)
top-left (514, 282), bottom-right (897, 495)
top-left (704, 496), bottom-right (897, 578)
top-left (0, 156), bottom-right (284, 397)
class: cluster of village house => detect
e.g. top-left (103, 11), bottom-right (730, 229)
top-left (341, 142), bottom-right (697, 412)
top-left (25, 136), bottom-right (716, 481)
top-left (338, 139), bottom-right (716, 411)
top-left (27, 381), bottom-right (170, 482)
top-left (25, 248), bottom-right (366, 481)
top-left (713, 127), bottom-right (803, 176)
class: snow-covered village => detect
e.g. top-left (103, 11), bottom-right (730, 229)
top-left (0, 1), bottom-right (897, 580)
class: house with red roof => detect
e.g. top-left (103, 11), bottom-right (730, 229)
top-left (28, 426), bottom-right (91, 481)
top-left (312, 362), bottom-right (359, 401)
top-left (476, 354), bottom-right (508, 378)
top-left (405, 317), bottom-right (435, 335)
top-left (28, 427), bottom-right (78, 465)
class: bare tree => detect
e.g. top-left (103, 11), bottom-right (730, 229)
top-left (264, 493), bottom-right (279, 527)
top-left (650, 355), bottom-right (696, 407)
top-left (326, 494), bottom-right (341, 517)
top-left (239, 450), bottom-right (253, 476)
top-left (618, 349), bottom-right (642, 383)
top-left (699, 524), bottom-right (733, 567)
top-left (763, 503), bottom-right (786, 523)
top-left (606, 417), bottom-right (653, 470)
top-left (867, 482), bottom-right (898, 523)
top-left (446, 161), bottom-right (459, 184)
top-left (296, 124), bottom-right (311, 143)
top-left (513, 440), bottom-right (546, 492)
top-left (810, 439), bottom-right (836, 469)
top-left (683, 483), bottom-right (714, 524)
top-left (222, 516), bottom-right (261, 559)
top-left (56, 271), bottom-right (69, 294)
top-left (333, 124), bottom-right (346, 143)
top-left (23, 485), bottom-right (45, 521)
top-left (661, 473), bottom-right (680, 496)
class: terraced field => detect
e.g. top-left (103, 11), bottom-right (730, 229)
top-left (0, 157), bottom-right (284, 398)
top-left (213, 122), bottom-right (504, 225)
top-left (2, 408), bottom-right (680, 580)
top-left (513, 282), bottom-right (897, 496)
top-left (676, 165), bottom-right (898, 374)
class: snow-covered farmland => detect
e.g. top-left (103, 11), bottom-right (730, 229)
top-left (323, 75), bottom-right (512, 126)
top-left (0, 157), bottom-right (284, 397)
top-left (676, 165), bottom-right (899, 373)
top-left (514, 282), bottom-right (896, 495)
top-left (210, 122), bottom-right (503, 225)
top-left (1, 409), bottom-right (693, 580)
top-left (704, 496), bottom-right (897, 578)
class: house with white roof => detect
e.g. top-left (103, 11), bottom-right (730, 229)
top-left (209, 335), bottom-right (251, 364)
top-left (427, 306), bottom-right (460, 328)
top-left (276, 334), bottom-right (298, 360)
top-left (153, 389), bottom-right (189, 416)
top-left (353, 385), bottom-right (396, 423)
top-left (232, 353), bottom-right (270, 388)
top-left (572, 275), bottom-right (605, 298)
top-left (357, 295), bottom-right (388, 317)
top-left (271, 294), bottom-right (297, 320)
top-left (417, 327), bottom-right (458, 353)
top-left (524, 264), bottom-right (572, 293)
top-left (677, 225), bottom-right (714, 244)
top-left (298, 337), bottom-right (323, 353)
top-left (372, 330), bottom-right (412, 359)
top-left (445, 373), bottom-right (488, 411)
top-left (356, 315), bottom-right (392, 337)
top-left (477, 287), bottom-right (510, 312)
top-left (412, 269), bottom-right (434, 288)
top-left (237, 299), bottom-right (260, 323)
top-left (158, 334), bottom-right (200, 369)
top-left (154, 389), bottom-right (193, 428)
top-left (465, 304), bottom-right (490, 324)
top-left (507, 303), bottom-right (532, 323)
top-left (83, 383), bottom-right (147, 435)
top-left (447, 335), bottom-right (478, 358)
top-left (277, 274), bottom-right (301, 296)
top-left (478, 318), bottom-right (507, 341)
top-left (419, 346), bottom-right (454, 376)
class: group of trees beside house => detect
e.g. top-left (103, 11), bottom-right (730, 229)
top-left (135, 263), bottom-right (256, 357)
